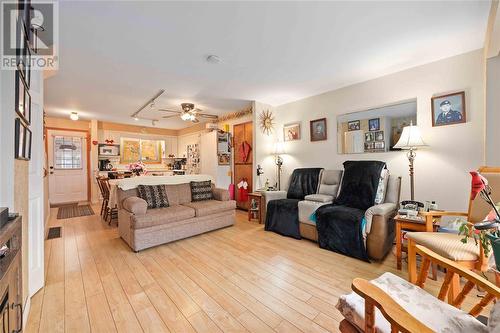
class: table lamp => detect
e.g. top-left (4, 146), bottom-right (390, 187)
top-left (273, 141), bottom-right (285, 190)
top-left (393, 122), bottom-right (427, 200)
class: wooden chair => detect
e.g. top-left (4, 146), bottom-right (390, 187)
top-left (407, 166), bottom-right (500, 303)
top-left (97, 177), bottom-right (117, 225)
top-left (338, 244), bottom-right (500, 333)
top-left (96, 176), bottom-right (106, 217)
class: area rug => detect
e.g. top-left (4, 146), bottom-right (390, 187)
top-left (57, 204), bottom-right (95, 219)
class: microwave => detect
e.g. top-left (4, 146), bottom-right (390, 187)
top-left (98, 144), bottom-right (120, 156)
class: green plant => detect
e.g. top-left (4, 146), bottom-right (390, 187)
top-left (458, 222), bottom-right (499, 258)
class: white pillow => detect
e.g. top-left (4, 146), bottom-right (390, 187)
top-left (374, 168), bottom-right (389, 205)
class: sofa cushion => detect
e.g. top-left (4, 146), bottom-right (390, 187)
top-left (137, 185), bottom-right (169, 209)
top-left (190, 181), bottom-right (214, 202)
top-left (122, 197), bottom-right (148, 215)
top-left (183, 200), bottom-right (236, 217)
top-left (298, 200), bottom-right (331, 224)
top-left (131, 204), bottom-right (195, 229)
top-left (304, 194), bottom-right (334, 203)
top-left (336, 272), bottom-right (487, 333)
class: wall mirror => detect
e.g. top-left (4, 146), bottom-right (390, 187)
top-left (337, 99), bottom-right (417, 154)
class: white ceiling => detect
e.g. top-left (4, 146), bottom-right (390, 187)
top-left (45, 0), bottom-right (491, 129)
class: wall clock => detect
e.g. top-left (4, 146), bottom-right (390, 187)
top-left (259, 109), bottom-right (275, 135)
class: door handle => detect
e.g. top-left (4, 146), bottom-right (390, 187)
top-left (11, 303), bottom-right (22, 333)
top-left (49, 166), bottom-right (54, 169)
top-left (50, 172), bottom-right (54, 174)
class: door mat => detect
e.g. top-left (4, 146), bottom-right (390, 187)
top-left (57, 204), bottom-right (95, 219)
top-left (47, 227), bottom-right (61, 239)
top-left (50, 202), bottom-right (79, 208)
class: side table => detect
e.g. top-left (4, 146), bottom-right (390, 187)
top-left (247, 192), bottom-right (263, 224)
top-left (395, 215), bottom-right (439, 278)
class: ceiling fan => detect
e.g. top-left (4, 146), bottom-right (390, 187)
top-left (159, 103), bottom-right (218, 123)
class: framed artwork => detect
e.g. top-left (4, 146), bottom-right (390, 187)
top-left (365, 132), bottom-right (374, 142)
top-left (368, 118), bottom-right (380, 131)
top-left (374, 141), bottom-right (385, 150)
top-left (347, 120), bottom-right (360, 131)
top-left (283, 122), bottom-right (300, 141)
top-left (310, 118), bottom-right (327, 142)
top-left (140, 139), bottom-right (162, 163)
top-left (15, 118), bottom-right (31, 160)
top-left (218, 153), bottom-right (230, 165)
top-left (375, 131), bottom-right (384, 141)
top-left (15, 71), bottom-right (31, 125)
top-left (431, 91), bottom-right (466, 127)
top-left (120, 138), bottom-right (140, 163)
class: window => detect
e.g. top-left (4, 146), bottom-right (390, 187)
top-left (54, 136), bottom-right (82, 169)
top-left (120, 138), bottom-right (162, 164)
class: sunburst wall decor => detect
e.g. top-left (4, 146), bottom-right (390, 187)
top-left (259, 109), bottom-right (275, 135)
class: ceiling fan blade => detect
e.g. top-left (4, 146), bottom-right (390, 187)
top-left (191, 118), bottom-right (200, 123)
top-left (197, 113), bottom-right (218, 119)
top-left (162, 114), bottom-right (179, 119)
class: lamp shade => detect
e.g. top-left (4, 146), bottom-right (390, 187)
top-left (393, 124), bottom-right (426, 149)
top-left (273, 141), bottom-right (285, 155)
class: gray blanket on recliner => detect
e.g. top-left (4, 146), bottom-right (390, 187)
top-left (265, 168), bottom-right (323, 239)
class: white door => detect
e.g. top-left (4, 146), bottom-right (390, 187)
top-left (48, 130), bottom-right (88, 204)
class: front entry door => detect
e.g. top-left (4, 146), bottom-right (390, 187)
top-left (48, 130), bottom-right (88, 205)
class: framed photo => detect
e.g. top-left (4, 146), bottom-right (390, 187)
top-left (374, 141), bottom-right (385, 150)
top-left (15, 71), bottom-right (31, 125)
top-left (310, 118), bottom-right (327, 142)
top-left (375, 131), bottom-right (384, 141)
top-left (431, 91), bottom-right (466, 127)
top-left (365, 132), bottom-right (374, 142)
top-left (218, 153), bottom-right (230, 165)
top-left (368, 118), bottom-right (380, 131)
top-left (347, 120), bottom-right (360, 131)
top-left (15, 118), bottom-right (31, 160)
top-left (283, 122), bottom-right (300, 141)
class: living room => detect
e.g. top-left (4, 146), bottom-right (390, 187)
top-left (1, 1), bottom-right (500, 332)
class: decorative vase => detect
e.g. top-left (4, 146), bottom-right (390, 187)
top-left (486, 233), bottom-right (500, 271)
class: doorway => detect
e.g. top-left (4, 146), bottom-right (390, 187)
top-left (47, 129), bottom-right (89, 205)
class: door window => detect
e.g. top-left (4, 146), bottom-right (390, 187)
top-left (53, 136), bottom-right (82, 169)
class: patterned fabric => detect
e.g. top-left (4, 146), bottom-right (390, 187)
top-left (407, 232), bottom-right (480, 261)
top-left (374, 168), bottom-right (389, 204)
top-left (336, 272), bottom-right (487, 333)
top-left (137, 185), bottom-right (169, 209)
top-left (190, 181), bottom-right (213, 202)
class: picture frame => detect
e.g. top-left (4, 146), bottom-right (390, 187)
top-left (375, 130), bottom-right (384, 141)
top-left (15, 71), bottom-right (31, 125)
top-left (218, 153), bottom-right (230, 165)
top-left (310, 118), bottom-right (327, 142)
top-left (283, 122), bottom-right (301, 141)
top-left (347, 120), bottom-right (360, 131)
top-left (364, 132), bottom-right (374, 142)
top-left (368, 118), bottom-right (380, 131)
top-left (374, 141), bottom-right (385, 150)
top-left (15, 118), bottom-right (31, 160)
top-left (431, 91), bottom-right (466, 127)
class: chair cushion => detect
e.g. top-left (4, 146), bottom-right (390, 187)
top-left (137, 185), bottom-right (169, 209)
top-left (131, 205), bottom-right (195, 229)
top-left (183, 199), bottom-right (236, 217)
top-left (304, 194), bottom-right (334, 203)
top-left (406, 232), bottom-right (480, 261)
top-left (336, 272), bottom-right (487, 333)
top-left (190, 181), bottom-right (214, 202)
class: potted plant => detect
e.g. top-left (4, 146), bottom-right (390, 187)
top-left (459, 171), bottom-right (500, 270)
top-left (128, 161), bottom-right (146, 176)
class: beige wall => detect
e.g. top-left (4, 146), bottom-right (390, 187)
top-left (254, 49), bottom-right (485, 211)
top-left (486, 55), bottom-right (500, 165)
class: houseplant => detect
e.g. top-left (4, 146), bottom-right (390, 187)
top-left (458, 171), bottom-right (500, 270)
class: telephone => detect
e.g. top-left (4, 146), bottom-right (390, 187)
top-left (398, 200), bottom-right (424, 217)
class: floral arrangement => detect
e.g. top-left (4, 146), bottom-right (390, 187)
top-left (458, 171), bottom-right (500, 258)
top-left (127, 161), bottom-right (146, 175)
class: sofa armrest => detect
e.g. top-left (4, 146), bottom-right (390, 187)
top-left (213, 188), bottom-right (230, 201)
top-left (122, 197), bottom-right (148, 215)
top-left (365, 203), bottom-right (397, 233)
top-left (262, 190), bottom-right (287, 203)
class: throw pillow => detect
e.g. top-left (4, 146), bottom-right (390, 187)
top-left (137, 185), bottom-right (169, 209)
top-left (190, 181), bottom-right (213, 201)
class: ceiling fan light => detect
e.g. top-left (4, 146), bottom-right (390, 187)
top-left (181, 113), bottom-right (191, 121)
top-left (70, 112), bottom-right (79, 121)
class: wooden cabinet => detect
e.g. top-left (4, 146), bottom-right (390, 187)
top-left (233, 122), bottom-right (253, 210)
top-left (0, 217), bottom-right (23, 333)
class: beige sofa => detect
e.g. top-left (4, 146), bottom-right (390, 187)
top-left (117, 183), bottom-right (236, 251)
top-left (262, 169), bottom-right (401, 260)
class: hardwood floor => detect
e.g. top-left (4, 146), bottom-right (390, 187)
top-left (26, 206), bottom-right (482, 333)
